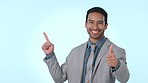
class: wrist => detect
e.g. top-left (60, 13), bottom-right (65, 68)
top-left (111, 59), bottom-right (120, 72)
top-left (45, 52), bottom-right (55, 60)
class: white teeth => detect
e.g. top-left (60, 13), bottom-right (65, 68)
top-left (92, 30), bottom-right (98, 34)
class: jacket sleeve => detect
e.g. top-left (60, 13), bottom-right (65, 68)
top-left (43, 54), bottom-right (68, 83)
top-left (112, 48), bottom-right (130, 83)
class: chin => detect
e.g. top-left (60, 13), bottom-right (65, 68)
top-left (90, 35), bottom-right (99, 39)
top-left (90, 34), bottom-right (104, 40)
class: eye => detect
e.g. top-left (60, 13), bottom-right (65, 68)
top-left (98, 22), bottom-right (103, 24)
top-left (89, 21), bottom-right (94, 24)
top-left (89, 21), bottom-right (93, 24)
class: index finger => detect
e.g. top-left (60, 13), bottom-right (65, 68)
top-left (43, 32), bottom-right (50, 42)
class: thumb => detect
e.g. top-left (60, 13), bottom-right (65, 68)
top-left (109, 45), bottom-right (114, 53)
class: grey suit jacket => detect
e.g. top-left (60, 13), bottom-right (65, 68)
top-left (44, 39), bottom-right (130, 83)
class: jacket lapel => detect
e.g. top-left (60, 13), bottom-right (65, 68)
top-left (93, 39), bottom-right (111, 73)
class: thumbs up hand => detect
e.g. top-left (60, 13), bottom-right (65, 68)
top-left (107, 45), bottom-right (118, 67)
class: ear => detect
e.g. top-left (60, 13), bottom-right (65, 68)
top-left (85, 22), bottom-right (87, 28)
top-left (104, 23), bottom-right (108, 30)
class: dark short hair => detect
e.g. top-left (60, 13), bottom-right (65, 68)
top-left (86, 7), bottom-right (108, 24)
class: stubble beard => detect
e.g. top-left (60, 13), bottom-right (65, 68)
top-left (88, 30), bottom-right (104, 41)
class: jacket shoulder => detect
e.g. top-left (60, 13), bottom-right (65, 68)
top-left (70, 42), bottom-right (87, 53)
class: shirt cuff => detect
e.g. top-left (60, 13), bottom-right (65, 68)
top-left (111, 59), bottom-right (121, 72)
top-left (44, 52), bottom-right (55, 60)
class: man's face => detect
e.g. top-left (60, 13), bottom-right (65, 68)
top-left (85, 12), bottom-right (108, 43)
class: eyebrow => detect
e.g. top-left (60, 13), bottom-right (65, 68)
top-left (88, 20), bottom-right (104, 22)
top-left (98, 20), bottom-right (104, 22)
top-left (88, 20), bottom-right (94, 22)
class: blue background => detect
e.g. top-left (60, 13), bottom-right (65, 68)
top-left (0, 0), bottom-right (148, 83)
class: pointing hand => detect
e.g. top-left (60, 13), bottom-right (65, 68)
top-left (42, 32), bottom-right (54, 55)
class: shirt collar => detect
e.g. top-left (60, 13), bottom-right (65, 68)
top-left (87, 36), bottom-right (106, 49)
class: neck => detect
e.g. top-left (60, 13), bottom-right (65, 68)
top-left (90, 36), bottom-right (104, 43)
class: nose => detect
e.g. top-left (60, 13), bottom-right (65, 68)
top-left (93, 23), bottom-right (98, 29)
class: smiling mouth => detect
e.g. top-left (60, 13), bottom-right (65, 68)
top-left (91, 30), bottom-right (99, 34)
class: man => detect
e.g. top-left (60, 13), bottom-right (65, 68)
top-left (42, 7), bottom-right (130, 83)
